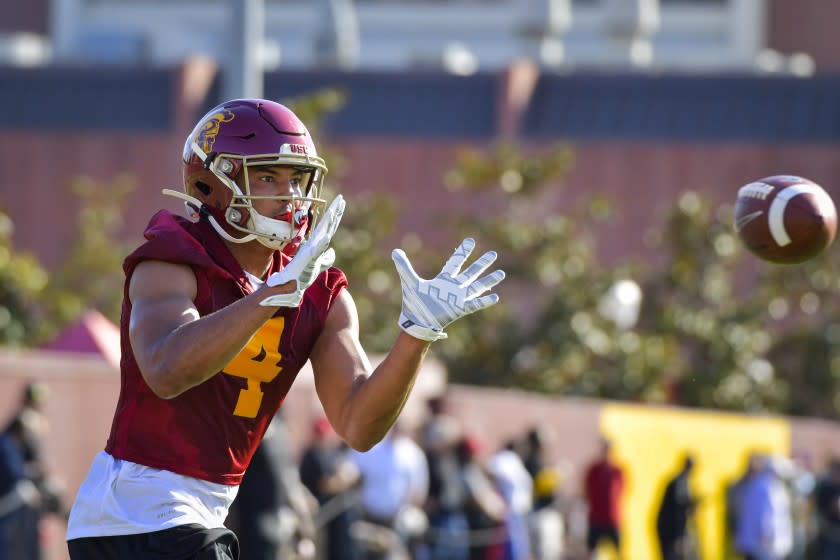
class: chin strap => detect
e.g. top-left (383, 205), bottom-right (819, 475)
top-left (161, 188), bottom-right (256, 245)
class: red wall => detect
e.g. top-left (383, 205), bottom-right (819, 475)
top-left (326, 139), bottom-right (840, 266)
top-left (768, 0), bottom-right (840, 70)
top-left (3, 1), bottom-right (49, 34)
top-left (0, 131), bottom-right (183, 267)
top-left (4, 132), bottom-right (840, 270)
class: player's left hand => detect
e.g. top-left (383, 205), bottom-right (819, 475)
top-left (260, 195), bottom-right (345, 307)
top-left (392, 237), bottom-right (505, 341)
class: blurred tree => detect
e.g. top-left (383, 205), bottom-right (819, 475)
top-left (41, 175), bottom-right (137, 338)
top-left (433, 142), bottom-right (653, 395)
top-left (0, 175), bottom-right (134, 347)
top-left (432, 141), bottom-right (840, 419)
top-left (328, 191), bottom-right (403, 351)
top-left (644, 192), bottom-right (840, 417)
top-left (0, 209), bottom-right (49, 346)
top-left (10, 176), bottom-right (137, 346)
top-left (640, 192), bottom-right (778, 411)
top-left (757, 247), bottom-right (840, 417)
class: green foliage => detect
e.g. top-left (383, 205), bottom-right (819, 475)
top-left (755, 247), bottom-right (840, 417)
top-left (434, 141), bottom-right (840, 419)
top-left (641, 191), bottom-right (840, 417)
top-left (435, 142), bottom-right (649, 395)
top-left (329, 190), bottom-right (404, 351)
top-left (42, 175), bottom-right (136, 335)
top-left (0, 210), bottom-right (49, 346)
top-left (641, 192), bottom-right (778, 411)
top-left (0, 175), bottom-right (136, 347)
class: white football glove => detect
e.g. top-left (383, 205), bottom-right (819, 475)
top-left (260, 195), bottom-right (345, 307)
top-left (392, 237), bottom-right (505, 341)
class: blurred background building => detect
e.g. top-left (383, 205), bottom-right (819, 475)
top-left (6, 0), bottom-right (772, 72)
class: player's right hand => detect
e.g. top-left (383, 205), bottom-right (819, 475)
top-left (260, 195), bottom-right (345, 307)
top-left (392, 237), bottom-right (505, 341)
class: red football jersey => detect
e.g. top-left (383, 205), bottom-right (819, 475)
top-left (105, 211), bottom-right (347, 485)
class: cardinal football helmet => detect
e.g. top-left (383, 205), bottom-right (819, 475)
top-left (164, 98), bottom-right (329, 251)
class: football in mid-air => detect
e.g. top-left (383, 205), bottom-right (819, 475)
top-left (734, 175), bottom-right (837, 264)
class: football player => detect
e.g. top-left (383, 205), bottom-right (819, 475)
top-left (65, 98), bottom-right (504, 559)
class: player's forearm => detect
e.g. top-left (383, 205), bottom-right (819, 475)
top-left (340, 333), bottom-right (430, 450)
top-left (138, 291), bottom-right (280, 398)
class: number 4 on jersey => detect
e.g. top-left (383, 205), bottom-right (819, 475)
top-left (223, 316), bottom-right (285, 417)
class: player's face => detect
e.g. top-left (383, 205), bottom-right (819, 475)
top-left (246, 165), bottom-right (311, 221)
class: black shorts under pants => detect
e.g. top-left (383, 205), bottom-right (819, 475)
top-left (67, 523), bottom-right (239, 560)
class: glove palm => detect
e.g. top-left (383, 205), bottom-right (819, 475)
top-left (392, 238), bottom-right (505, 341)
top-left (260, 195), bottom-right (345, 307)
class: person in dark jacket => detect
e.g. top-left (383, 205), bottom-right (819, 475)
top-left (0, 417), bottom-right (41, 560)
top-left (656, 454), bottom-right (699, 560)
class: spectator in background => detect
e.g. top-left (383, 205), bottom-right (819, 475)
top-left (735, 454), bottom-right (794, 560)
top-left (529, 465), bottom-right (566, 560)
top-left (2, 381), bottom-right (66, 560)
top-left (583, 438), bottom-right (625, 560)
top-left (420, 395), bottom-right (469, 560)
top-left (786, 451), bottom-right (817, 560)
top-left (4, 383), bottom-right (48, 482)
top-left (299, 416), bottom-right (362, 560)
top-left (488, 439), bottom-right (533, 560)
top-left (0, 416), bottom-right (41, 560)
top-left (453, 435), bottom-right (506, 560)
top-left (655, 454), bottom-right (699, 560)
top-left (814, 457), bottom-right (840, 560)
top-left (725, 452), bottom-right (764, 559)
top-left (420, 396), bottom-right (461, 457)
top-left (350, 423), bottom-right (429, 559)
top-left (520, 426), bottom-right (547, 481)
top-left (227, 411), bottom-right (318, 560)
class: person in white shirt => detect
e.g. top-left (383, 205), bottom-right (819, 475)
top-left (488, 441), bottom-right (534, 560)
top-left (350, 423), bottom-right (429, 556)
